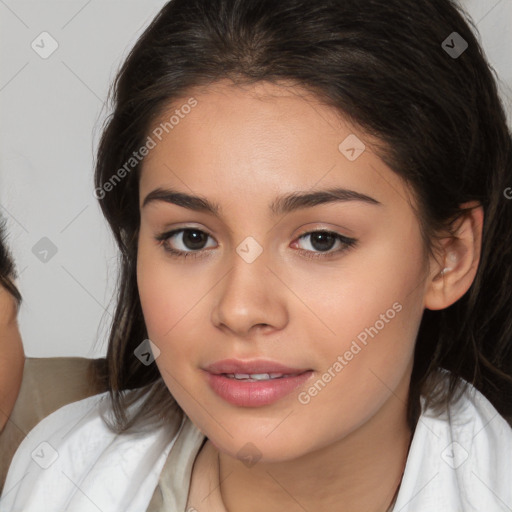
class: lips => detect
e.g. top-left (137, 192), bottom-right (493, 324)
top-left (203, 359), bottom-right (314, 407)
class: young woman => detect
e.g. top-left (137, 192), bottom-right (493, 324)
top-left (0, 221), bottom-right (24, 433)
top-left (2, 0), bottom-right (511, 510)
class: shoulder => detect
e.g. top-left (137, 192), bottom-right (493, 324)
top-left (447, 381), bottom-right (512, 509)
top-left (0, 390), bottom-right (182, 512)
top-left (426, 375), bottom-right (512, 471)
top-left (394, 374), bottom-right (512, 511)
top-left (448, 380), bottom-right (512, 504)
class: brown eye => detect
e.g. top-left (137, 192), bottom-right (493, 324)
top-left (155, 228), bottom-right (216, 259)
top-left (294, 230), bottom-right (357, 259)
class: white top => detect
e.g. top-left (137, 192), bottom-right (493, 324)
top-left (1, 376), bottom-right (511, 512)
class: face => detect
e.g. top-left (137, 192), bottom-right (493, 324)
top-left (137, 79), bottom-right (430, 462)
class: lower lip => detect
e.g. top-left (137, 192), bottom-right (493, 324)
top-left (204, 370), bottom-right (313, 407)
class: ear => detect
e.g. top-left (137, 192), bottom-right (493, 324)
top-left (424, 201), bottom-right (484, 311)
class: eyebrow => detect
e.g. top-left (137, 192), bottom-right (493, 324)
top-left (142, 186), bottom-right (382, 216)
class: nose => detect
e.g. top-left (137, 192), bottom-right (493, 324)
top-left (210, 248), bottom-right (289, 339)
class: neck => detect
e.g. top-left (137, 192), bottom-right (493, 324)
top-left (218, 384), bottom-right (413, 512)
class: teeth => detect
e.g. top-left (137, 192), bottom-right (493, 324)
top-left (224, 373), bottom-right (286, 381)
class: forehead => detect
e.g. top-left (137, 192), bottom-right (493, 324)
top-left (139, 80), bottom-right (415, 214)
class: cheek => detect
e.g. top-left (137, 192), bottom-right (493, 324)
top-left (137, 254), bottom-right (172, 339)
top-left (136, 239), bottom-right (209, 382)
top-left (136, 243), bottom-right (186, 370)
top-left (294, 284), bottom-right (419, 442)
top-left (137, 237), bottom-right (194, 338)
top-left (298, 237), bottom-right (424, 422)
top-left (296, 233), bottom-right (421, 352)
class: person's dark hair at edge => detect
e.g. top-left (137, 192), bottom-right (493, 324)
top-left (0, 219), bottom-right (21, 305)
top-left (93, 0), bottom-right (512, 433)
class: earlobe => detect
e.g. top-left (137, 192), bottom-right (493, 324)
top-left (424, 202), bottom-right (484, 311)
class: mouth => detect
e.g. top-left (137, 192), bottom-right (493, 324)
top-left (221, 372), bottom-right (306, 381)
top-left (203, 358), bottom-right (311, 376)
top-left (202, 359), bottom-right (314, 407)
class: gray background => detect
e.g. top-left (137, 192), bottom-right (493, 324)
top-left (1, 0), bottom-right (511, 358)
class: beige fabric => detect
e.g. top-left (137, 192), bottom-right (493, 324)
top-left (145, 415), bottom-right (206, 511)
top-left (0, 356), bottom-right (107, 493)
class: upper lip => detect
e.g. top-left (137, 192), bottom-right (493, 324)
top-left (203, 359), bottom-right (311, 375)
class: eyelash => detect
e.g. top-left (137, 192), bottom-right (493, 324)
top-left (155, 228), bottom-right (357, 261)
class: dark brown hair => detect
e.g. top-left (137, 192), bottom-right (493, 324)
top-left (94, 0), bottom-right (512, 432)
top-left (0, 219), bottom-right (21, 305)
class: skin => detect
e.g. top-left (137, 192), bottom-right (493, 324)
top-left (136, 79), bottom-right (483, 511)
top-left (0, 286), bottom-right (24, 433)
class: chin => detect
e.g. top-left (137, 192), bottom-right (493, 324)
top-left (201, 419), bottom-right (323, 465)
